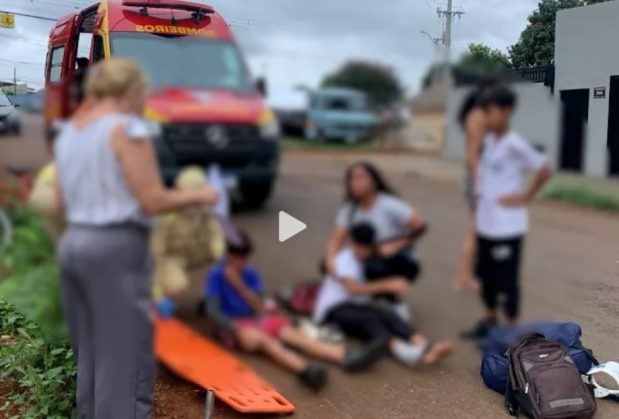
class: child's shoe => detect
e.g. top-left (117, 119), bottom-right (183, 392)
top-left (298, 362), bottom-right (328, 391)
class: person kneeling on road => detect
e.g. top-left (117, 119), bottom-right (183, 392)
top-left (314, 223), bottom-right (454, 367)
top-left (204, 231), bottom-right (384, 391)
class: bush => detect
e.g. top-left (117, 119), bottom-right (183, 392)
top-left (543, 186), bottom-right (619, 213)
top-left (0, 299), bottom-right (76, 418)
top-left (0, 206), bottom-right (66, 342)
top-left (0, 207), bottom-right (76, 417)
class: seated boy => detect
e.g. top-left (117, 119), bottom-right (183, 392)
top-left (313, 223), bottom-right (453, 367)
top-left (462, 85), bottom-right (552, 339)
top-left (205, 232), bottom-right (383, 390)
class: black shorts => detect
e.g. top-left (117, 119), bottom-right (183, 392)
top-left (364, 251), bottom-right (420, 283)
top-left (364, 251), bottom-right (420, 303)
top-left (325, 302), bottom-right (414, 343)
top-left (476, 235), bottom-right (524, 318)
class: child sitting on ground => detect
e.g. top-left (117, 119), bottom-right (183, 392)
top-left (205, 232), bottom-right (384, 390)
top-left (313, 223), bottom-right (453, 367)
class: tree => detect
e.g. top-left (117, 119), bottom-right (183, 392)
top-left (509, 0), bottom-right (611, 68)
top-left (454, 43), bottom-right (512, 75)
top-left (420, 43), bottom-right (511, 89)
top-left (321, 61), bottom-right (404, 109)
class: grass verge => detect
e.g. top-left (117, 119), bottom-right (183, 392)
top-left (281, 137), bottom-right (379, 152)
top-left (542, 186), bottom-right (619, 213)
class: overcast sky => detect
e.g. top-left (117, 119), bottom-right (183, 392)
top-left (0, 0), bottom-right (538, 107)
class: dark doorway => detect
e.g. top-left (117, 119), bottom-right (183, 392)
top-left (560, 89), bottom-right (589, 172)
top-left (607, 76), bottom-right (619, 176)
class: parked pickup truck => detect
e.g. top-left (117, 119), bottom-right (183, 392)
top-left (304, 88), bottom-right (376, 144)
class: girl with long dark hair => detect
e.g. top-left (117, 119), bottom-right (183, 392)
top-left (325, 162), bottom-right (426, 319)
top-left (452, 78), bottom-right (499, 291)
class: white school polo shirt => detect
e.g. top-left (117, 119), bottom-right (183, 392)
top-left (312, 249), bottom-right (368, 324)
top-left (476, 131), bottom-right (547, 239)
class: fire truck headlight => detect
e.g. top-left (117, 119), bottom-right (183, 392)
top-left (258, 110), bottom-right (280, 140)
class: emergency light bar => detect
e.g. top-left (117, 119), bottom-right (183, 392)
top-left (122, 1), bottom-right (214, 23)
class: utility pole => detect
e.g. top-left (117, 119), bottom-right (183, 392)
top-left (421, 30), bottom-right (443, 54)
top-left (421, 31), bottom-right (445, 86)
top-left (437, 0), bottom-right (465, 78)
top-left (13, 68), bottom-right (17, 96)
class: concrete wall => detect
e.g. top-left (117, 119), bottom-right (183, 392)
top-left (408, 111), bottom-right (445, 154)
top-left (555, 1), bottom-right (619, 177)
top-left (443, 82), bottom-right (560, 168)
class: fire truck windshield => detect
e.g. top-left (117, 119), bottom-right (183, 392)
top-left (111, 33), bottom-right (254, 92)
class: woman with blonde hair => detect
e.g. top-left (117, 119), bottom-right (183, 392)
top-left (54, 58), bottom-right (219, 418)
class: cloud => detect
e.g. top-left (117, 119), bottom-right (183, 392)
top-left (0, 0), bottom-right (538, 106)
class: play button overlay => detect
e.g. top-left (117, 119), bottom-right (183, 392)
top-left (278, 211), bottom-right (307, 243)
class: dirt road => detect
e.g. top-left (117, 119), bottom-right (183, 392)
top-left (159, 153), bottom-right (619, 419)
top-left (3, 118), bottom-right (618, 418)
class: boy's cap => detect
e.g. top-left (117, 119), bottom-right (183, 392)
top-left (350, 223), bottom-right (376, 246)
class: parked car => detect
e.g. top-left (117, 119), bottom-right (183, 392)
top-left (305, 88), bottom-right (377, 144)
top-left (0, 93), bottom-right (21, 136)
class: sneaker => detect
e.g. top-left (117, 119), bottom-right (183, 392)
top-left (342, 338), bottom-right (389, 373)
top-left (298, 362), bottom-right (328, 391)
top-left (460, 318), bottom-right (497, 340)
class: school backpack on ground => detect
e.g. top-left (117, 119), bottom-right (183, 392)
top-left (504, 333), bottom-right (597, 419)
top-left (275, 282), bottom-right (321, 317)
top-left (480, 322), bottom-right (597, 394)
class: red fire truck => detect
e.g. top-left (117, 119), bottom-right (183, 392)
top-left (45, 0), bottom-right (280, 206)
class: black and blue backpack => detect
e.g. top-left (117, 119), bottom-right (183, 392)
top-left (480, 322), bottom-right (598, 394)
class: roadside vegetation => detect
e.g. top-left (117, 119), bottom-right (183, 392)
top-left (0, 207), bottom-right (75, 418)
top-left (282, 137), bottom-right (380, 152)
top-left (542, 185), bottom-right (619, 213)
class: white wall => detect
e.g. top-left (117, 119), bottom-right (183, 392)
top-left (555, 1), bottom-right (619, 177)
top-left (443, 82), bottom-right (560, 168)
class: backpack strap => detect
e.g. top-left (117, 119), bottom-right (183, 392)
top-left (574, 342), bottom-right (600, 367)
top-left (504, 349), bottom-right (522, 416)
top-left (574, 342), bottom-right (619, 403)
top-left (504, 374), bottom-right (519, 417)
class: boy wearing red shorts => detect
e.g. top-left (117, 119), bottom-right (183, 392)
top-left (205, 232), bottom-right (383, 390)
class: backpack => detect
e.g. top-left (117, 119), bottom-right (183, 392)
top-left (275, 282), bottom-right (321, 317)
top-left (480, 322), bottom-right (597, 394)
top-left (504, 333), bottom-right (597, 419)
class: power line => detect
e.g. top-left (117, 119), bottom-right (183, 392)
top-left (0, 33), bottom-right (48, 47)
top-left (0, 57), bottom-right (45, 66)
top-left (0, 9), bottom-right (58, 22)
top-left (23, 0), bottom-right (84, 9)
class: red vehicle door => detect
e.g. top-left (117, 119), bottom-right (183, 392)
top-left (44, 13), bottom-right (82, 139)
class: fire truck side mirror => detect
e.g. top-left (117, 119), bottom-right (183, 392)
top-left (256, 77), bottom-right (268, 97)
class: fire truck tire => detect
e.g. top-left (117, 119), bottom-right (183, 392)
top-left (241, 180), bottom-right (274, 208)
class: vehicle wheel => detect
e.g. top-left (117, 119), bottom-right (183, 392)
top-left (13, 124), bottom-right (21, 136)
top-left (240, 180), bottom-right (274, 208)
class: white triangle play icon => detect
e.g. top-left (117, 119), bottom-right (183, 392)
top-left (278, 211), bottom-right (307, 243)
